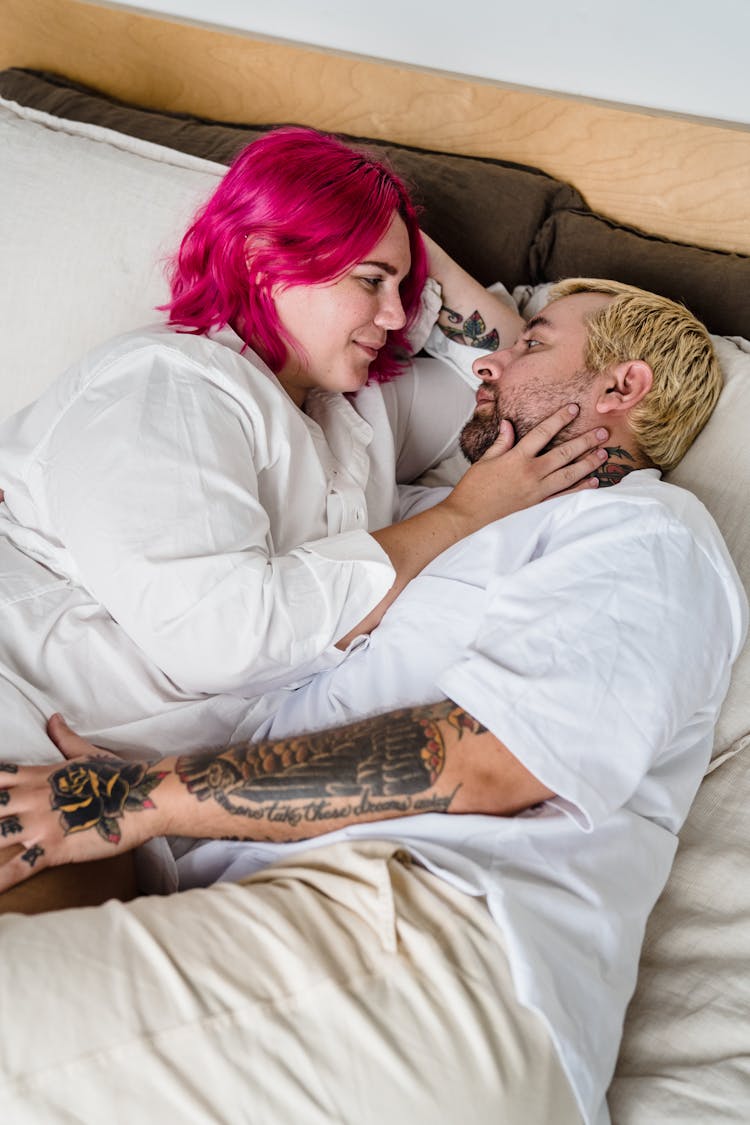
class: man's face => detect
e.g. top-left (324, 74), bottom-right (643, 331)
top-left (460, 292), bottom-right (612, 462)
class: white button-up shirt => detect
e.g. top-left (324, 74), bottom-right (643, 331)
top-left (0, 319), bottom-right (473, 753)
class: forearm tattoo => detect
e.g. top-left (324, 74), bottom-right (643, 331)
top-left (177, 702), bottom-right (487, 836)
top-left (48, 760), bottom-right (168, 844)
top-left (438, 305), bottom-right (500, 350)
top-left (595, 446), bottom-right (636, 486)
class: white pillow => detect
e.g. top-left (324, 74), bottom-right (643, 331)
top-left (0, 97), bottom-right (224, 419)
top-left (667, 335), bottom-right (750, 762)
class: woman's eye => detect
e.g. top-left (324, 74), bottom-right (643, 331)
top-left (360, 276), bottom-right (383, 289)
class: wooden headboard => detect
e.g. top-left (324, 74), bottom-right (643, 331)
top-left (2, 0), bottom-right (749, 256)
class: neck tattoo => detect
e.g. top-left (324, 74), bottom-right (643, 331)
top-left (595, 446), bottom-right (638, 486)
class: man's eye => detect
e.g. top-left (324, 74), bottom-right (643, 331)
top-left (524, 338), bottom-right (541, 349)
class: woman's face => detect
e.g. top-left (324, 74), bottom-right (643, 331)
top-left (271, 213), bottom-right (412, 406)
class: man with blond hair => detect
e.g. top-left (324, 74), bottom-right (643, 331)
top-left (548, 277), bottom-right (721, 469)
top-left (0, 275), bottom-right (745, 1125)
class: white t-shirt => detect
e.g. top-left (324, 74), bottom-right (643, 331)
top-left (175, 473), bottom-right (748, 1125)
top-left (0, 322), bottom-right (473, 757)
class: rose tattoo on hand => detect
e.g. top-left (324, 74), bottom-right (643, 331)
top-left (50, 760), bottom-right (167, 844)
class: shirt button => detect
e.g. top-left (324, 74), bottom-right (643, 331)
top-left (355, 508), bottom-right (364, 522)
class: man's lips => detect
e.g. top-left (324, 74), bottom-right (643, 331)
top-left (475, 385), bottom-right (497, 407)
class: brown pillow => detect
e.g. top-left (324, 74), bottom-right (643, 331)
top-left (0, 67), bottom-right (583, 291)
top-left (531, 208), bottom-right (750, 339)
top-left (5, 66), bottom-right (746, 336)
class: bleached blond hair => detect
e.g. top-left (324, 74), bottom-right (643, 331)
top-left (550, 278), bottom-right (721, 470)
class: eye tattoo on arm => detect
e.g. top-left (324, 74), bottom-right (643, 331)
top-left (438, 306), bottom-right (500, 351)
top-left (176, 701), bottom-right (487, 835)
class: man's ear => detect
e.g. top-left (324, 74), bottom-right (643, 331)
top-left (595, 360), bottom-right (654, 417)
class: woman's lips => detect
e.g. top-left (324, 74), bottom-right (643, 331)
top-left (355, 341), bottom-right (383, 360)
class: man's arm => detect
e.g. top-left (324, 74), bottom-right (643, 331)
top-left (0, 705), bottom-right (552, 893)
top-left (422, 232), bottom-right (525, 351)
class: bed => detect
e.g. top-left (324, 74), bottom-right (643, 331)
top-left (1, 2), bottom-right (750, 1121)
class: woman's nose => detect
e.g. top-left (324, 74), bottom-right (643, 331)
top-left (375, 292), bottom-right (407, 332)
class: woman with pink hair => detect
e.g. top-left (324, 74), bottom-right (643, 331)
top-left (0, 127), bottom-right (605, 775)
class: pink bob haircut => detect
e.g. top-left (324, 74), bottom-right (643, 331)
top-left (162, 126), bottom-right (428, 383)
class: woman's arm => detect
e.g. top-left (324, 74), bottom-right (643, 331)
top-left (338, 404), bottom-right (609, 647)
top-left (0, 706), bottom-right (551, 895)
top-left (421, 231), bottom-right (525, 351)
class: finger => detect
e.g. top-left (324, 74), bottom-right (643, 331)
top-left (514, 403), bottom-right (581, 457)
top-left (47, 713), bottom-right (97, 760)
top-left (541, 446), bottom-right (609, 495)
top-left (537, 426), bottom-right (609, 475)
top-left (0, 762), bottom-right (20, 782)
top-left (0, 812), bottom-right (26, 845)
top-left (478, 418), bottom-right (515, 459)
top-left (0, 842), bottom-right (47, 894)
top-left (0, 764), bottom-right (50, 803)
top-left (555, 475), bottom-right (603, 498)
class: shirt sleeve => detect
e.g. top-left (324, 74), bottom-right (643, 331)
top-left (436, 500), bottom-right (738, 829)
top-left (406, 276), bottom-right (442, 354)
top-left (43, 346), bottom-right (394, 696)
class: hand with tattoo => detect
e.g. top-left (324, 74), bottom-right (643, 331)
top-left (0, 721), bottom-right (170, 894)
top-left (0, 701), bottom-right (550, 894)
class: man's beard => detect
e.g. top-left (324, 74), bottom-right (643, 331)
top-left (459, 401), bottom-right (543, 463)
top-left (459, 373), bottom-right (592, 464)
top-left (459, 409), bottom-right (501, 463)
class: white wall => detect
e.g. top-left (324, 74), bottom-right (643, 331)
top-left (116, 0), bottom-right (750, 126)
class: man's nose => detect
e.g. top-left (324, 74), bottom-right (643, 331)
top-left (472, 346), bottom-right (509, 382)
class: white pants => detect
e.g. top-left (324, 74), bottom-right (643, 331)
top-left (0, 841), bottom-right (581, 1124)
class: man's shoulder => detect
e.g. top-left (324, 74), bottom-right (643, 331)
top-left (565, 469), bottom-right (717, 540)
top-left (543, 470), bottom-right (738, 593)
top-left (606, 471), bottom-right (731, 559)
top-left (567, 473), bottom-right (746, 646)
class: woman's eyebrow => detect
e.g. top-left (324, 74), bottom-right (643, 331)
top-left (359, 260), bottom-right (398, 275)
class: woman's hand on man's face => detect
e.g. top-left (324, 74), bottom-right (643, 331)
top-left (440, 404), bottom-right (609, 538)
